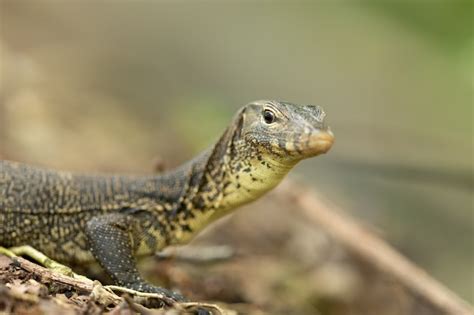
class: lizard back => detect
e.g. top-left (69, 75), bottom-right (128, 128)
top-left (0, 160), bottom-right (184, 263)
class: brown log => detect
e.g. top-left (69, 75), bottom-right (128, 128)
top-left (5, 256), bottom-right (95, 293)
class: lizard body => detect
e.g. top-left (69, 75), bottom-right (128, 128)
top-left (0, 100), bottom-right (334, 299)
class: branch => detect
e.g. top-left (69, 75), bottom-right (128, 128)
top-left (276, 180), bottom-right (473, 315)
top-left (155, 245), bottom-right (235, 264)
top-left (7, 255), bottom-right (95, 293)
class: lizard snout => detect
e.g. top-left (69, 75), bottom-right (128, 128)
top-left (299, 128), bottom-right (334, 157)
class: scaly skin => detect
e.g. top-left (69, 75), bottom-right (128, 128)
top-left (0, 100), bottom-right (334, 300)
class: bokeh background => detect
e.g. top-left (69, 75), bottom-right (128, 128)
top-left (0, 1), bottom-right (472, 313)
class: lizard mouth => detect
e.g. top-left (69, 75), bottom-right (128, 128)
top-left (302, 129), bottom-right (335, 156)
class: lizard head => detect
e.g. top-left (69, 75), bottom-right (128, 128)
top-left (238, 100), bottom-right (334, 164)
top-left (183, 100), bottom-right (335, 227)
top-left (198, 99), bottom-right (334, 214)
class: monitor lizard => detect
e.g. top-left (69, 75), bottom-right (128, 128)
top-left (0, 100), bottom-right (334, 302)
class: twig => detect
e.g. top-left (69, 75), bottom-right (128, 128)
top-left (7, 255), bottom-right (95, 293)
top-left (4, 255), bottom-right (122, 306)
top-left (276, 180), bottom-right (473, 315)
top-left (180, 302), bottom-right (227, 315)
top-left (123, 295), bottom-right (154, 315)
top-left (103, 285), bottom-right (177, 306)
top-left (155, 245), bottom-right (235, 264)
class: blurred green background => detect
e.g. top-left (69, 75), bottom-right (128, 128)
top-left (0, 0), bottom-right (472, 304)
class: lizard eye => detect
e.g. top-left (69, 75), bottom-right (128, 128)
top-left (263, 109), bottom-right (276, 124)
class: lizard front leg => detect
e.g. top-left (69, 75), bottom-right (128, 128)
top-left (84, 213), bottom-right (186, 302)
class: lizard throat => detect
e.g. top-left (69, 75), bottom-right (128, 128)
top-left (219, 156), bottom-right (294, 211)
top-left (173, 155), bottom-right (295, 244)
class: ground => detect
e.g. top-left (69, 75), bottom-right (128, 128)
top-left (1, 183), bottom-right (466, 315)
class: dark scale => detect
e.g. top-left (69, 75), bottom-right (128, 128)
top-left (0, 100), bottom-right (334, 302)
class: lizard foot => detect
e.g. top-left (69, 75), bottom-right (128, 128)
top-left (106, 284), bottom-right (212, 314)
top-left (133, 287), bottom-right (213, 315)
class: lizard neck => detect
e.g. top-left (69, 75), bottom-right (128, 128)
top-left (155, 126), bottom-right (297, 244)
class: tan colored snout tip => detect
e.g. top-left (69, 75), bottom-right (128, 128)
top-left (306, 129), bottom-right (335, 156)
